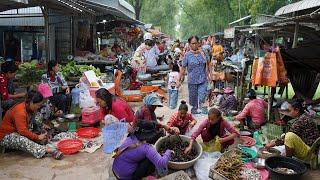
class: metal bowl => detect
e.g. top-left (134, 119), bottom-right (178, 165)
top-left (64, 114), bottom-right (77, 119)
top-left (155, 135), bottom-right (203, 170)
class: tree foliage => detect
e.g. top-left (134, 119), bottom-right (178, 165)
top-left (128, 0), bottom-right (296, 40)
top-left (140, 0), bottom-right (179, 38)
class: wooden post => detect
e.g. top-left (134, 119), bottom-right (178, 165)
top-left (292, 22), bottom-right (299, 48)
top-left (41, 6), bottom-right (50, 62)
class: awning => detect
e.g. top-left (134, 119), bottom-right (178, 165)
top-left (0, 0), bottom-right (95, 15)
top-left (275, 0), bottom-right (320, 16)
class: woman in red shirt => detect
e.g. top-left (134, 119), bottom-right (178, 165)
top-left (0, 90), bottom-right (63, 159)
top-left (167, 100), bottom-right (197, 135)
top-left (95, 88), bottom-right (135, 123)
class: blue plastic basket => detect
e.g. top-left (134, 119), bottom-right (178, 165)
top-left (103, 122), bottom-right (128, 154)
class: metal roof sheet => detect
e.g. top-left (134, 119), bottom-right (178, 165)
top-left (275, 0), bottom-right (320, 16)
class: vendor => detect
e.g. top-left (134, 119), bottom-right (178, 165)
top-left (131, 32), bottom-right (160, 73)
top-left (111, 41), bottom-right (124, 55)
top-left (208, 88), bottom-right (224, 107)
top-left (211, 36), bottom-right (224, 61)
top-left (33, 83), bottom-right (63, 133)
top-left (0, 61), bottom-right (26, 111)
top-left (167, 100), bottom-right (197, 135)
top-left (112, 120), bottom-right (173, 179)
top-left (185, 108), bottom-right (238, 153)
top-left (219, 87), bottom-right (237, 114)
top-left (235, 89), bottom-right (268, 130)
top-left (133, 93), bottom-right (172, 143)
top-left (41, 61), bottom-right (70, 113)
top-left (95, 88), bottom-right (135, 124)
top-left (265, 99), bottom-right (320, 162)
top-left (0, 90), bottom-right (63, 159)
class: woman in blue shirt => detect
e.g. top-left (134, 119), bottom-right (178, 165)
top-left (179, 36), bottom-right (211, 114)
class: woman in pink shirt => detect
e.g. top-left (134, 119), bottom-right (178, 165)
top-left (95, 88), bottom-right (135, 123)
top-left (185, 108), bottom-right (238, 153)
top-left (235, 89), bottom-right (267, 130)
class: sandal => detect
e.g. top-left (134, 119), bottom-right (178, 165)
top-left (52, 150), bottom-right (64, 160)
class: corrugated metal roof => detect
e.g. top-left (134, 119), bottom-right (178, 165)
top-left (0, 6), bottom-right (43, 26)
top-left (275, 0), bottom-right (320, 16)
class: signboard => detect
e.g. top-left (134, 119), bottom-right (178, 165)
top-left (224, 27), bottom-right (235, 39)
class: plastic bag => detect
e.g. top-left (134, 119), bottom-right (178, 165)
top-left (79, 88), bottom-right (96, 109)
top-left (261, 52), bottom-right (278, 87)
top-left (194, 152), bottom-right (222, 180)
top-left (103, 122), bottom-right (128, 154)
top-left (200, 137), bottom-right (221, 152)
top-left (104, 114), bottom-right (119, 125)
top-left (251, 58), bottom-right (258, 85)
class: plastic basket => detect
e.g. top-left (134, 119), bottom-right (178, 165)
top-left (262, 123), bottom-right (285, 140)
top-left (103, 122), bottom-right (128, 154)
top-left (58, 139), bottom-right (83, 155)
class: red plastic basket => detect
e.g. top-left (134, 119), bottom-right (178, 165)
top-left (57, 139), bottom-right (83, 155)
top-left (76, 127), bottom-right (101, 138)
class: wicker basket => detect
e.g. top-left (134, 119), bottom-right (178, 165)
top-left (262, 123), bottom-right (285, 140)
top-left (209, 149), bottom-right (242, 180)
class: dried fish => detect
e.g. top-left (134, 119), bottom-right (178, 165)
top-left (214, 149), bottom-right (243, 180)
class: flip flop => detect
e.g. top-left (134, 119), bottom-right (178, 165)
top-left (52, 150), bottom-right (64, 160)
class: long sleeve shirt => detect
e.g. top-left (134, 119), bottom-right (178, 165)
top-left (191, 119), bottom-right (239, 143)
top-left (41, 72), bottom-right (68, 94)
top-left (0, 102), bottom-right (39, 141)
top-left (219, 95), bottom-right (237, 114)
top-left (235, 99), bottom-right (268, 125)
top-left (112, 136), bottom-right (171, 179)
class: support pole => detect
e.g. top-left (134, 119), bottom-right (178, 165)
top-left (41, 6), bottom-right (50, 62)
top-left (292, 22), bottom-right (299, 48)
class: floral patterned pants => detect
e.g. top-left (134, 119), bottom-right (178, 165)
top-left (0, 133), bottom-right (46, 158)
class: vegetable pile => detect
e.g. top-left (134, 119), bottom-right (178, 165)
top-left (159, 135), bottom-right (197, 162)
top-left (16, 62), bottom-right (45, 86)
top-left (60, 61), bottom-right (101, 78)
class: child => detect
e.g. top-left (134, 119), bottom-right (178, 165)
top-left (185, 108), bottom-right (238, 153)
top-left (168, 62), bottom-right (180, 109)
top-left (167, 100), bottom-right (197, 135)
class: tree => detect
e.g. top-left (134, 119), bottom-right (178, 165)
top-left (140, 0), bottom-right (179, 38)
top-left (128, 0), bottom-right (144, 20)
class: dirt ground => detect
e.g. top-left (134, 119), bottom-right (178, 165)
top-left (1, 79), bottom-right (320, 179)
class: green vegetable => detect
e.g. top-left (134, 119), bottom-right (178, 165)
top-left (60, 61), bottom-right (101, 79)
top-left (16, 62), bottom-right (45, 86)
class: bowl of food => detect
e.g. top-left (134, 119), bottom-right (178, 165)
top-left (155, 135), bottom-right (202, 170)
top-left (265, 156), bottom-right (307, 180)
top-left (258, 147), bottom-right (281, 159)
